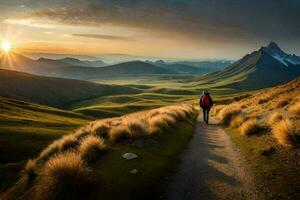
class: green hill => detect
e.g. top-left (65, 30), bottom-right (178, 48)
top-left (0, 69), bottom-right (141, 107)
top-left (0, 96), bottom-right (92, 191)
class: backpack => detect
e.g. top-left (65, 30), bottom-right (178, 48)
top-left (201, 95), bottom-right (212, 107)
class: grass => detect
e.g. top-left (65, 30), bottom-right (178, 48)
top-left (219, 78), bottom-right (300, 199)
top-left (34, 152), bottom-right (97, 200)
top-left (79, 135), bottom-right (109, 163)
top-left (272, 119), bottom-right (299, 148)
top-left (4, 104), bottom-right (197, 199)
top-left (267, 112), bottom-right (284, 126)
top-left (275, 98), bottom-right (290, 108)
top-left (90, 116), bottom-right (197, 200)
top-left (0, 97), bottom-right (90, 192)
top-left (289, 102), bottom-right (300, 115)
top-left (226, 128), bottom-right (300, 199)
top-left (239, 119), bottom-right (262, 136)
top-left (23, 159), bottom-right (36, 179)
top-left (218, 104), bottom-right (242, 125)
top-left (230, 114), bottom-right (247, 128)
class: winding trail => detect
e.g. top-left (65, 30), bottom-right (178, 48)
top-left (166, 116), bottom-right (261, 200)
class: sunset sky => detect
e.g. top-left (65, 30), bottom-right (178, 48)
top-left (1, 0), bottom-right (300, 59)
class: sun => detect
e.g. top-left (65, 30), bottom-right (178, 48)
top-left (2, 41), bottom-right (12, 53)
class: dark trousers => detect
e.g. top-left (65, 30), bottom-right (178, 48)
top-left (202, 107), bottom-right (210, 124)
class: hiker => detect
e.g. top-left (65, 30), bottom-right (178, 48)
top-left (199, 90), bottom-right (213, 124)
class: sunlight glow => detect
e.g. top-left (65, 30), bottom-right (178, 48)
top-left (2, 41), bottom-right (12, 53)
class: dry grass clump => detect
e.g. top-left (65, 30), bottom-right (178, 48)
top-left (288, 102), bottom-right (300, 115)
top-left (218, 104), bottom-right (242, 125)
top-left (211, 105), bottom-right (225, 116)
top-left (230, 115), bottom-right (247, 128)
top-left (91, 122), bottom-right (111, 139)
top-left (107, 104), bottom-right (193, 142)
top-left (79, 135), bottom-right (108, 163)
top-left (267, 112), bottom-right (284, 125)
top-left (23, 159), bottom-right (37, 179)
top-left (240, 119), bottom-right (262, 136)
top-left (34, 152), bottom-right (96, 200)
top-left (125, 119), bottom-right (148, 136)
top-left (109, 125), bottom-right (132, 142)
top-left (258, 98), bottom-right (269, 104)
top-left (38, 134), bottom-right (79, 162)
top-left (272, 119), bottom-right (298, 148)
top-left (275, 98), bottom-right (290, 108)
top-left (148, 114), bottom-right (176, 133)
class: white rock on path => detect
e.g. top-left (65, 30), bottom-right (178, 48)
top-left (130, 169), bottom-right (138, 174)
top-left (122, 153), bottom-right (138, 160)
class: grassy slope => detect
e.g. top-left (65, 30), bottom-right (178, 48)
top-left (226, 129), bottom-right (300, 199)
top-left (215, 78), bottom-right (300, 199)
top-left (92, 115), bottom-right (197, 200)
top-left (0, 69), bottom-right (141, 108)
top-left (69, 74), bottom-right (246, 118)
top-left (0, 97), bottom-right (92, 192)
top-left (2, 110), bottom-right (198, 199)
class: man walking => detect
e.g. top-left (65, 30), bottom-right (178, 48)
top-left (199, 90), bottom-right (213, 124)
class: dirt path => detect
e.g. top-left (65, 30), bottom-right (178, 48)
top-left (165, 116), bottom-right (262, 200)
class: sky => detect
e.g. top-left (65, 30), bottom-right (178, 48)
top-left (0, 0), bottom-right (300, 60)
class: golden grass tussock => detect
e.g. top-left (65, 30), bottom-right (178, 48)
top-left (275, 98), bottom-right (290, 108)
top-left (34, 152), bottom-right (96, 200)
top-left (79, 135), bottom-right (108, 163)
top-left (240, 119), bottom-right (262, 136)
top-left (148, 114), bottom-right (176, 133)
top-left (258, 98), bottom-right (269, 104)
top-left (23, 159), bottom-right (37, 178)
top-left (267, 112), bottom-right (284, 126)
top-left (218, 104), bottom-right (242, 125)
top-left (211, 105), bottom-right (225, 116)
top-left (288, 102), bottom-right (300, 115)
top-left (230, 115), bottom-right (247, 128)
top-left (38, 134), bottom-right (79, 162)
top-left (125, 119), bottom-right (148, 136)
top-left (109, 125), bottom-right (132, 142)
top-left (272, 119), bottom-right (299, 148)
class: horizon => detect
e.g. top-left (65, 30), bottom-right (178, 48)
top-left (1, 1), bottom-right (300, 60)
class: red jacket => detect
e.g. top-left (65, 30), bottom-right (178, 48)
top-left (200, 94), bottom-right (213, 108)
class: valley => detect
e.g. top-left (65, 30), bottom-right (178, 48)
top-left (0, 41), bottom-right (299, 199)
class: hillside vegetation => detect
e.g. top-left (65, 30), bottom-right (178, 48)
top-left (3, 103), bottom-right (197, 200)
top-left (0, 96), bottom-right (91, 192)
top-left (212, 77), bottom-right (300, 199)
top-left (0, 69), bottom-right (141, 107)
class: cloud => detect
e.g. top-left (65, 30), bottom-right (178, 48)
top-left (3, 0), bottom-right (300, 46)
top-left (3, 18), bottom-right (54, 29)
top-left (71, 34), bottom-right (133, 41)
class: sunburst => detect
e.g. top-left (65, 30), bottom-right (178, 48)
top-left (1, 41), bottom-right (12, 53)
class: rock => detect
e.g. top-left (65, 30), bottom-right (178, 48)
top-left (130, 169), bottom-right (138, 174)
top-left (122, 153), bottom-right (138, 160)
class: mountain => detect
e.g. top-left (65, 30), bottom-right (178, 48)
top-left (0, 54), bottom-right (174, 79)
top-left (149, 60), bottom-right (228, 74)
top-left (0, 69), bottom-right (141, 107)
top-left (173, 60), bottom-right (232, 70)
top-left (24, 53), bottom-right (98, 61)
top-left (44, 61), bottom-right (173, 79)
top-left (261, 42), bottom-right (300, 66)
top-left (194, 42), bottom-right (300, 90)
top-left (57, 57), bottom-right (107, 67)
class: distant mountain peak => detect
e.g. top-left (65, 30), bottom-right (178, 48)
top-left (261, 41), bottom-right (300, 66)
top-left (267, 41), bottom-right (281, 50)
